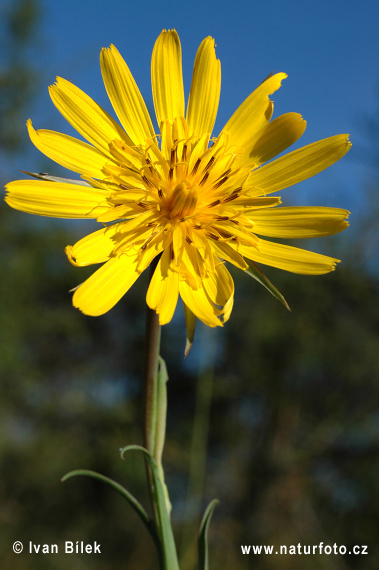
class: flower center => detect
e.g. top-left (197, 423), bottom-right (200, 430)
top-left (167, 178), bottom-right (198, 220)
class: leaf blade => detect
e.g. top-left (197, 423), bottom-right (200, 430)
top-left (244, 258), bottom-right (290, 310)
top-left (21, 170), bottom-right (91, 186)
top-left (183, 301), bottom-right (196, 358)
top-left (121, 445), bottom-right (180, 570)
top-left (198, 499), bottom-right (219, 570)
top-left (61, 469), bottom-right (158, 542)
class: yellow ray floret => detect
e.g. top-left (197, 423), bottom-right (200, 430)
top-left (186, 36), bottom-right (221, 139)
top-left (27, 119), bottom-right (108, 179)
top-left (5, 180), bottom-right (112, 218)
top-left (4, 30), bottom-right (351, 326)
top-left (100, 44), bottom-right (155, 146)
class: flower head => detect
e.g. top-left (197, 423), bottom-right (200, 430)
top-left (5, 30), bottom-right (351, 327)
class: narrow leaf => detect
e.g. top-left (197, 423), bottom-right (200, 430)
top-left (154, 356), bottom-right (169, 466)
top-left (183, 301), bottom-right (196, 358)
top-left (61, 469), bottom-right (157, 542)
top-left (198, 499), bottom-right (219, 570)
top-left (244, 258), bottom-right (290, 310)
top-left (154, 357), bottom-right (172, 515)
top-left (21, 170), bottom-right (91, 186)
top-left (121, 445), bottom-right (180, 570)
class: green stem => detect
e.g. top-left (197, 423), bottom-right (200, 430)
top-left (143, 258), bottom-right (165, 569)
top-left (143, 258), bottom-right (162, 456)
top-left (143, 257), bottom-right (180, 570)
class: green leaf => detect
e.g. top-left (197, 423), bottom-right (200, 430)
top-left (61, 469), bottom-right (158, 545)
top-left (121, 445), bottom-right (180, 570)
top-left (244, 258), bottom-right (290, 310)
top-left (198, 499), bottom-right (219, 570)
top-left (183, 301), bottom-right (196, 358)
top-left (20, 170), bottom-right (91, 186)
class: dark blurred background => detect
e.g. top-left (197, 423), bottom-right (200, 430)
top-left (1, 1), bottom-right (378, 568)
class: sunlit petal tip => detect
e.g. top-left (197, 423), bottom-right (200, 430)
top-left (72, 254), bottom-right (140, 316)
top-left (100, 43), bottom-right (155, 146)
top-left (187, 34), bottom-right (221, 138)
top-left (246, 112), bottom-right (307, 167)
top-left (65, 245), bottom-right (78, 266)
top-left (244, 134), bottom-right (353, 197)
top-left (25, 118), bottom-right (108, 179)
top-left (222, 294), bottom-right (234, 323)
top-left (49, 76), bottom-right (64, 91)
top-left (152, 28), bottom-right (184, 124)
top-left (222, 72), bottom-right (288, 154)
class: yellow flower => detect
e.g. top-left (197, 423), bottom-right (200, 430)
top-left (5, 30), bottom-right (351, 327)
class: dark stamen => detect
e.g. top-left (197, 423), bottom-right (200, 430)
top-left (199, 171), bottom-right (209, 186)
top-left (142, 175), bottom-right (153, 187)
top-left (223, 194), bottom-right (238, 203)
top-left (145, 154), bottom-right (161, 178)
top-left (218, 230), bottom-right (233, 239)
top-left (223, 188), bottom-right (241, 202)
top-left (207, 199), bottom-right (221, 208)
top-left (191, 158), bottom-right (201, 176)
top-left (203, 155), bottom-right (215, 172)
top-left (213, 176), bottom-right (228, 190)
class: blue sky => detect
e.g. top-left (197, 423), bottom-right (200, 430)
top-left (11, 0), bottom-right (379, 214)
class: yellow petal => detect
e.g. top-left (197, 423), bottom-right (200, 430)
top-left (181, 241), bottom-right (206, 285)
top-left (151, 30), bottom-right (185, 125)
top-left (101, 161), bottom-right (146, 190)
top-left (137, 232), bottom-right (168, 273)
top-left (245, 113), bottom-right (307, 167)
top-left (146, 248), bottom-right (179, 324)
top-left (5, 180), bottom-right (111, 218)
top-left (27, 120), bottom-right (107, 178)
top-left (187, 132), bottom-right (210, 176)
top-left (172, 225), bottom-right (185, 266)
top-left (73, 253), bottom-right (140, 316)
top-left (252, 206), bottom-right (350, 238)
top-left (202, 263), bottom-right (235, 323)
top-left (65, 225), bottom-right (122, 266)
top-left (186, 37), bottom-right (221, 139)
top-left (179, 279), bottom-right (222, 327)
top-left (222, 73), bottom-right (287, 152)
top-left (209, 240), bottom-right (248, 270)
top-left (100, 45), bottom-right (155, 146)
top-left (232, 196), bottom-right (282, 213)
top-left (244, 134), bottom-right (351, 196)
top-left (240, 240), bottom-right (340, 275)
top-left (49, 77), bottom-right (132, 157)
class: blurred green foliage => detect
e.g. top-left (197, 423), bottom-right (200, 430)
top-left (0, 0), bottom-right (40, 153)
top-left (1, 2), bottom-right (378, 568)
